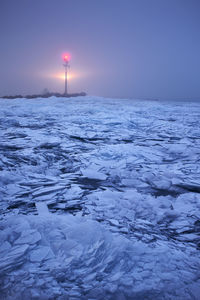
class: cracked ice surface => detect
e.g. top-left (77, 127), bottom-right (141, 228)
top-left (0, 96), bottom-right (200, 299)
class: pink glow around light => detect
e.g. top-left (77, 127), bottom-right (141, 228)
top-left (63, 53), bottom-right (71, 62)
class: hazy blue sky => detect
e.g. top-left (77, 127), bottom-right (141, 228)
top-left (0, 0), bottom-right (200, 99)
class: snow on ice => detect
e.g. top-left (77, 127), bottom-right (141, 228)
top-left (0, 96), bottom-right (200, 299)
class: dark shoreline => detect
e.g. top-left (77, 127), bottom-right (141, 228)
top-left (1, 92), bottom-right (87, 99)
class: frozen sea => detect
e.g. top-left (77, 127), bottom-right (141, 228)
top-left (0, 96), bottom-right (200, 299)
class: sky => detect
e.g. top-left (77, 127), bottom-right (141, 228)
top-left (0, 0), bottom-right (200, 100)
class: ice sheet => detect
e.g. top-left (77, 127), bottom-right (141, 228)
top-left (0, 96), bottom-right (200, 299)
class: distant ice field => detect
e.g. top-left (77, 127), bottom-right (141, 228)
top-left (0, 96), bottom-right (200, 299)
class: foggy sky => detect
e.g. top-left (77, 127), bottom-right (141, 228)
top-left (0, 0), bottom-right (200, 100)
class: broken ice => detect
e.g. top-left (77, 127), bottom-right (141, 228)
top-left (0, 96), bottom-right (200, 299)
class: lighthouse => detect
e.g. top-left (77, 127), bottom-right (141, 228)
top-left (63, 53), bottom-right (70, 95)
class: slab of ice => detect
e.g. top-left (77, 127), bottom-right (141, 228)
top-left (30, 246), bottom-right (55, 262)
top-left (0, 244), bottom-right (29, 272)
top-left (32, 185), bottom-right (66, 198)
top-left (35, 202), bottom-right (50, 216)
top-left (15, 230), bottom-right (41, 245)
top-left (81, 168), bottom-right (107, 180)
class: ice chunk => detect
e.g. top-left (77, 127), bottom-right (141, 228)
top-left (30, 246), bottom-right (55, 262)
top-left (0, 244), bottom-right (29, 272)
top-left (0, 241), bottom-right (11, 253)
top-left (81, 168), bottom-right (107, 180)
top-left (15, 230), bottom-right (41, 245)
top-left (32, 185), bottom-right (65, 198)
top-left (109, 219), bottom-right (120, 227)
top-left (36, 202), bottom-right (50, 216)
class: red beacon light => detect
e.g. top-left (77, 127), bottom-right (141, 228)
top-left (63, 53), bottom-right (70, 62)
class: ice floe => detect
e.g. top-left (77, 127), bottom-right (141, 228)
top-left (0, 96), bottom-right (200, 299)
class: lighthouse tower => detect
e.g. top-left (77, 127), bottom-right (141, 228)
top-left (63, 53), bottom-right (70, 95)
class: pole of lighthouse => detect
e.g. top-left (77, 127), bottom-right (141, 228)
top-left (63, 54), bottom-right (70, 95)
